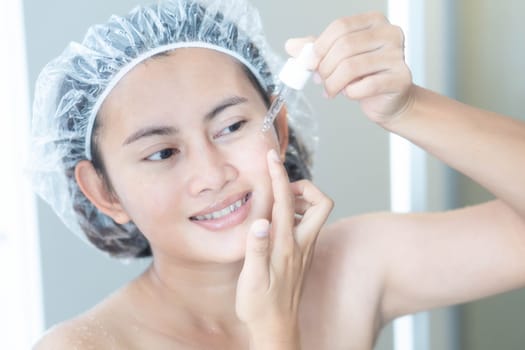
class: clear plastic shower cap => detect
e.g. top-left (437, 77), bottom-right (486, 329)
top-left (30, 0), bottom-right (317, 258)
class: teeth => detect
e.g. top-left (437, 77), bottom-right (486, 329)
top-left (193, 196), bottom-right (247, 221)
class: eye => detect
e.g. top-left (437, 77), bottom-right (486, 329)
top-left (215, 120), bottom-right (247, 138)
top-left (146, 148), bottom-right (178, 161)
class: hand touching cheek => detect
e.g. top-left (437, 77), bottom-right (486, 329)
top-left (236, 149), bottom-right (333, 349)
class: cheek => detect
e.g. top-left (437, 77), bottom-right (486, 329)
top-left (112, 172), bottom-right (184, 226)
top-left (234, 132), bottom-right (278, 207)
top-left (235, 130), bottom-right (280, 167)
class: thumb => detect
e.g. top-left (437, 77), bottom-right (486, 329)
top-left (284, 36), bottom-right (316, 57)
top-left (241, 219), bottom-right (271, 290)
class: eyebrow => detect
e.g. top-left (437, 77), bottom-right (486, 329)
top-left (205, 95), bottom-right (248, 121)
top-left (123, 125), bottom-right (178, 146)
top-left (122, 95), bottom-right (249, 146)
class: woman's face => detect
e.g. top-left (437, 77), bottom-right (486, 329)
top-left (96, 48), bottom-right (283, 263)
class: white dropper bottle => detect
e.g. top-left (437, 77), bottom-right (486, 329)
top-left (261, 43), bottom-right (316, 132)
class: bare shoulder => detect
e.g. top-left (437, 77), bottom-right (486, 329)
top-left (33, 290), bottom-right (129, 349)
top-left (314, 211), bottom-right (396, 263)
top-left (309, 211), bottom-right (399, 286)
top-left (33, 315), bottom-right (114, 349)
top-left (33, 317), bottom-right (97, 349)
top-left (33, 321), bottom-right (74, 349)
top-left (307, 211), bottom-right (397, 292)
top-left (305, 212), bottom-right (393, 305)
top-left (299, 213), bottom-right (397, 347)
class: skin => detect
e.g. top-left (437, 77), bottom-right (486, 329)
top-left (35, 12), bottom-right (525, 350)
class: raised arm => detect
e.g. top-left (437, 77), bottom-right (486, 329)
top-left (286, 12), bottom-right (525, 322)
top-left (378, 86), bottom-right (525, 319)
top-left (387, 86), bottom-right (525, 218)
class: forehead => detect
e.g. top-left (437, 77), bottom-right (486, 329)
top-left (97, 47), bottom-right (267, 130)
top-left (115, 48), bottom-right (257, 94)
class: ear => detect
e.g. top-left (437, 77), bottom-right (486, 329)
top-left (274, 104), bottom-right (289, 160)
top-left (75, 160), bottom-right (131, 225)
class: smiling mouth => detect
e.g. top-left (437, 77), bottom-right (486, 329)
top-left (190, 193), bottom-right (252, 221)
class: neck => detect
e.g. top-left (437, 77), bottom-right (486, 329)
top-left (131, 255), bottom-right (246, 336)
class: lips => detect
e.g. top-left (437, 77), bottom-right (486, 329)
top-left (189, 192), bottom-right (252, 231)
top-left (190, 192), bottom-right (252, 222)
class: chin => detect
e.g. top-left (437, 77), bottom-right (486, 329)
top-left (200, 226), bottom-right (249, 264)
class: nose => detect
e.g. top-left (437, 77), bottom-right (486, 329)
top-left (186, 140), bottom-right (238, 196)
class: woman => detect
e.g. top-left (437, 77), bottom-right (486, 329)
top-left (32, 0), bottom-right (525, 349)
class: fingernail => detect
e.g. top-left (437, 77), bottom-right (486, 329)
top-left (268, 149), bottom-right (280, 163)
top-left (252, 219), bottom-right (269, 238)
top-left (254, 229), bottom-right (268, 238)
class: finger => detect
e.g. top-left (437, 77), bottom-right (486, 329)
top-left (290, 180), bottom-right (333, 247)
top-left (315, 13), bottom-right (389, 57)
top-left (343, 66), bottom-right (412, 102)
top-left (293, 197), bottom-right (308, 227)
top-left (267, 149), bottom-right (295, 260)
top-left (285, 36), bottom-right (317, 57)
top-left (294, 196), bottom-right (310, 216)
top-left (241, 219), bottom-right (271, 291)
top-left (317, 23), bottom-right (403, 84)
top-left (323, 48), bottom-right (404, 97)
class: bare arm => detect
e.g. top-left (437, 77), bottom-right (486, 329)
top-left (374, 201), bottom-right (525, 321)
top-left (286, 12), bottom-right (525, 325)
top-left (386, 86), bottom-right (525, 218)
top-left (376, 86), bottom-right (525, 319)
